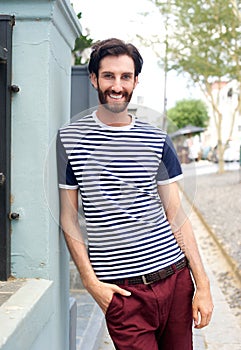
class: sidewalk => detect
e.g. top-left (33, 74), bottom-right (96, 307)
top-left (70, 167), bottom-right (241, 349)
top-left (70, 288), bottom-right (104, 350)
top-left (184, 196), bottom-right (241, 350)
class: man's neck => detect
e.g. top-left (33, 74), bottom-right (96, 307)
top-left (96, 106), bottom-right (132, 126)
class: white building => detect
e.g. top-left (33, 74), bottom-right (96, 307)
top-left (203, 80), bottom-right (241, 148)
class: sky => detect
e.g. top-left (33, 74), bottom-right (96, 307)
top-left (71, 0), bottom-right (201, 112)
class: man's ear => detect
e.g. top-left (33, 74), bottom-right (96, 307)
top-left (134, 76), bottom-right (139, 89)
top-left (90, 73), bottom-right (98, 89)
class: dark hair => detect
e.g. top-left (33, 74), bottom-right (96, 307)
top-left (88, 38), bottom-right (143, 77)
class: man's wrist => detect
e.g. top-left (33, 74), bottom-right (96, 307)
top-left (195, 276), bottom-right (210, 290)
top-left (82, 275), bottom-right (100, 291)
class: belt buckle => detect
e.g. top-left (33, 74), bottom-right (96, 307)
top-left (141, 275), bottom-right (152, 285)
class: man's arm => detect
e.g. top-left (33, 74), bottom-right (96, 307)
top-left (158, 182), bottom-right (213, 329)
top-left (59, 188), bottom-right (131, 313)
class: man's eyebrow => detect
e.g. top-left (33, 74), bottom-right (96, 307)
top-left (100, 71), bottom-right (134, 75)
top-left (122, 72), bottom-right (134, 76)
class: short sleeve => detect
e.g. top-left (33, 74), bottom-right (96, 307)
top-left (156, 134), bottom-right (183, 185)
top-left (56, 131), bottom-right (79, 190)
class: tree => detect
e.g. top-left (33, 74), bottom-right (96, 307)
top-left (167, 99), bottom-right (209, 130)
top-left (146, 0), bottom-right (241, 173)
top-left (72, 12), bottom-right (94, 65)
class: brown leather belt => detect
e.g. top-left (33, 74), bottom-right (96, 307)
top-left (106, 258), bottom-right (187, 286)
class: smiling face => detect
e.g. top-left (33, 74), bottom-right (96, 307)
top-left (90, 55), bottom-right (138, 114)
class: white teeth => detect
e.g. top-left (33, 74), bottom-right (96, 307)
top-left (109, 94), bottom-right (122, 100)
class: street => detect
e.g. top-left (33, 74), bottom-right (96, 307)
top-left (182, 159), bottom-right (239, 177)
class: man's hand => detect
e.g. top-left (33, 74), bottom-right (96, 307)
top-left (86, 280), bottom-right (131, 314)
top-left (192, 287), bottom-right (214, 328)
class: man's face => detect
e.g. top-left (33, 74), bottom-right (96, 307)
top-left (91, 55), bottom-right (138, 113)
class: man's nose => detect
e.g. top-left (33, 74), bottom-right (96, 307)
top-left (111, 78), bottom-right (123, 92)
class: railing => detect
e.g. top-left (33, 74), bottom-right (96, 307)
top-left (0, 15), bottom-right (15, 281)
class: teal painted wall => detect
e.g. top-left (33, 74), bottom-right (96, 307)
top-left (0, 1), bottom-right (81, 349)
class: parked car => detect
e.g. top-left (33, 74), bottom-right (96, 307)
top-left (223, 141), bottom-right (240, 162)
top-left (204, 141), bottom-right (240, 163)
top-left (205, 146), bottom-right (218, 163)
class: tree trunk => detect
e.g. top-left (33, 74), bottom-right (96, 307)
top-left (217, 142), bottom-right (225, 174)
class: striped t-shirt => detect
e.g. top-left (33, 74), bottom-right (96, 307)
top-left (57, 111), bottom-right (184, 280)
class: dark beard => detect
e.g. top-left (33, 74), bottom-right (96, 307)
top-left (97, 88), bottom-right (133, 114)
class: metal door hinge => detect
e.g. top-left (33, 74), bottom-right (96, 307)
top-left (9, 213), bottom-right (20, 220)
top-left (0, 173), bottom-right (6, 186)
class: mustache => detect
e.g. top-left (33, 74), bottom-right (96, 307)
top-left (106, 89), bottom-right (129, 98)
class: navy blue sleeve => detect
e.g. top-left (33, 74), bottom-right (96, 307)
top-left (56, 131), bottom-right (79, 189)
top-left (156, 134), bottom-right (183, 185)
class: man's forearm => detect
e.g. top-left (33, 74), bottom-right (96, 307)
top-left (173, 213), bottom-right (214, 328)
top-left (59, 189), bottom-right (131, 314)
top-left (173, 218), bottom-right (210, 288)
top-left (61, 221), bottom-right (131, 314)
top-left (61, 217), bottom-right (99, 290)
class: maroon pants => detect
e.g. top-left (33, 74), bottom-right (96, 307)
top-left (105, 266), bottom-right (194, 350)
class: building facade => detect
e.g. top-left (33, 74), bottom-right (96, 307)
top-left (0, 1), bottom-right (81, 349)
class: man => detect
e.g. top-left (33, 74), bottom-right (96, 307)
top-left (57, 38), bottom-right (213, 350)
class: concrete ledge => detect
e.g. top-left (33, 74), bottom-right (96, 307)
top-left (0, 278), bottom-right (26, 307)
top-left (0, 279), bottom-right (53, 350)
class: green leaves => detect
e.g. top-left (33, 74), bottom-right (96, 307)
top-left (146, 0), bottom-right (241, 172)
top-left (167, 99), bottom-right (209, 129)
top-left (156, 0), bottom-right (241, 82)
top-left (72, 12), bottom-right (94, 66)
top-left (73, 34), bottom-right (94, 65)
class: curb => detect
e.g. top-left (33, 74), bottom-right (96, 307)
top-left (181, 188), bottom-right (241, 283)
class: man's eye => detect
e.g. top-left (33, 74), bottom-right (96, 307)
top-left (103, 74), bottom-right (113, 79)
top-left (122, 75), bottom-right (131, 80)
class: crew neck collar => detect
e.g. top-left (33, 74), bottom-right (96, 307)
top-left (92, 110), bottom-right (135, 131)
